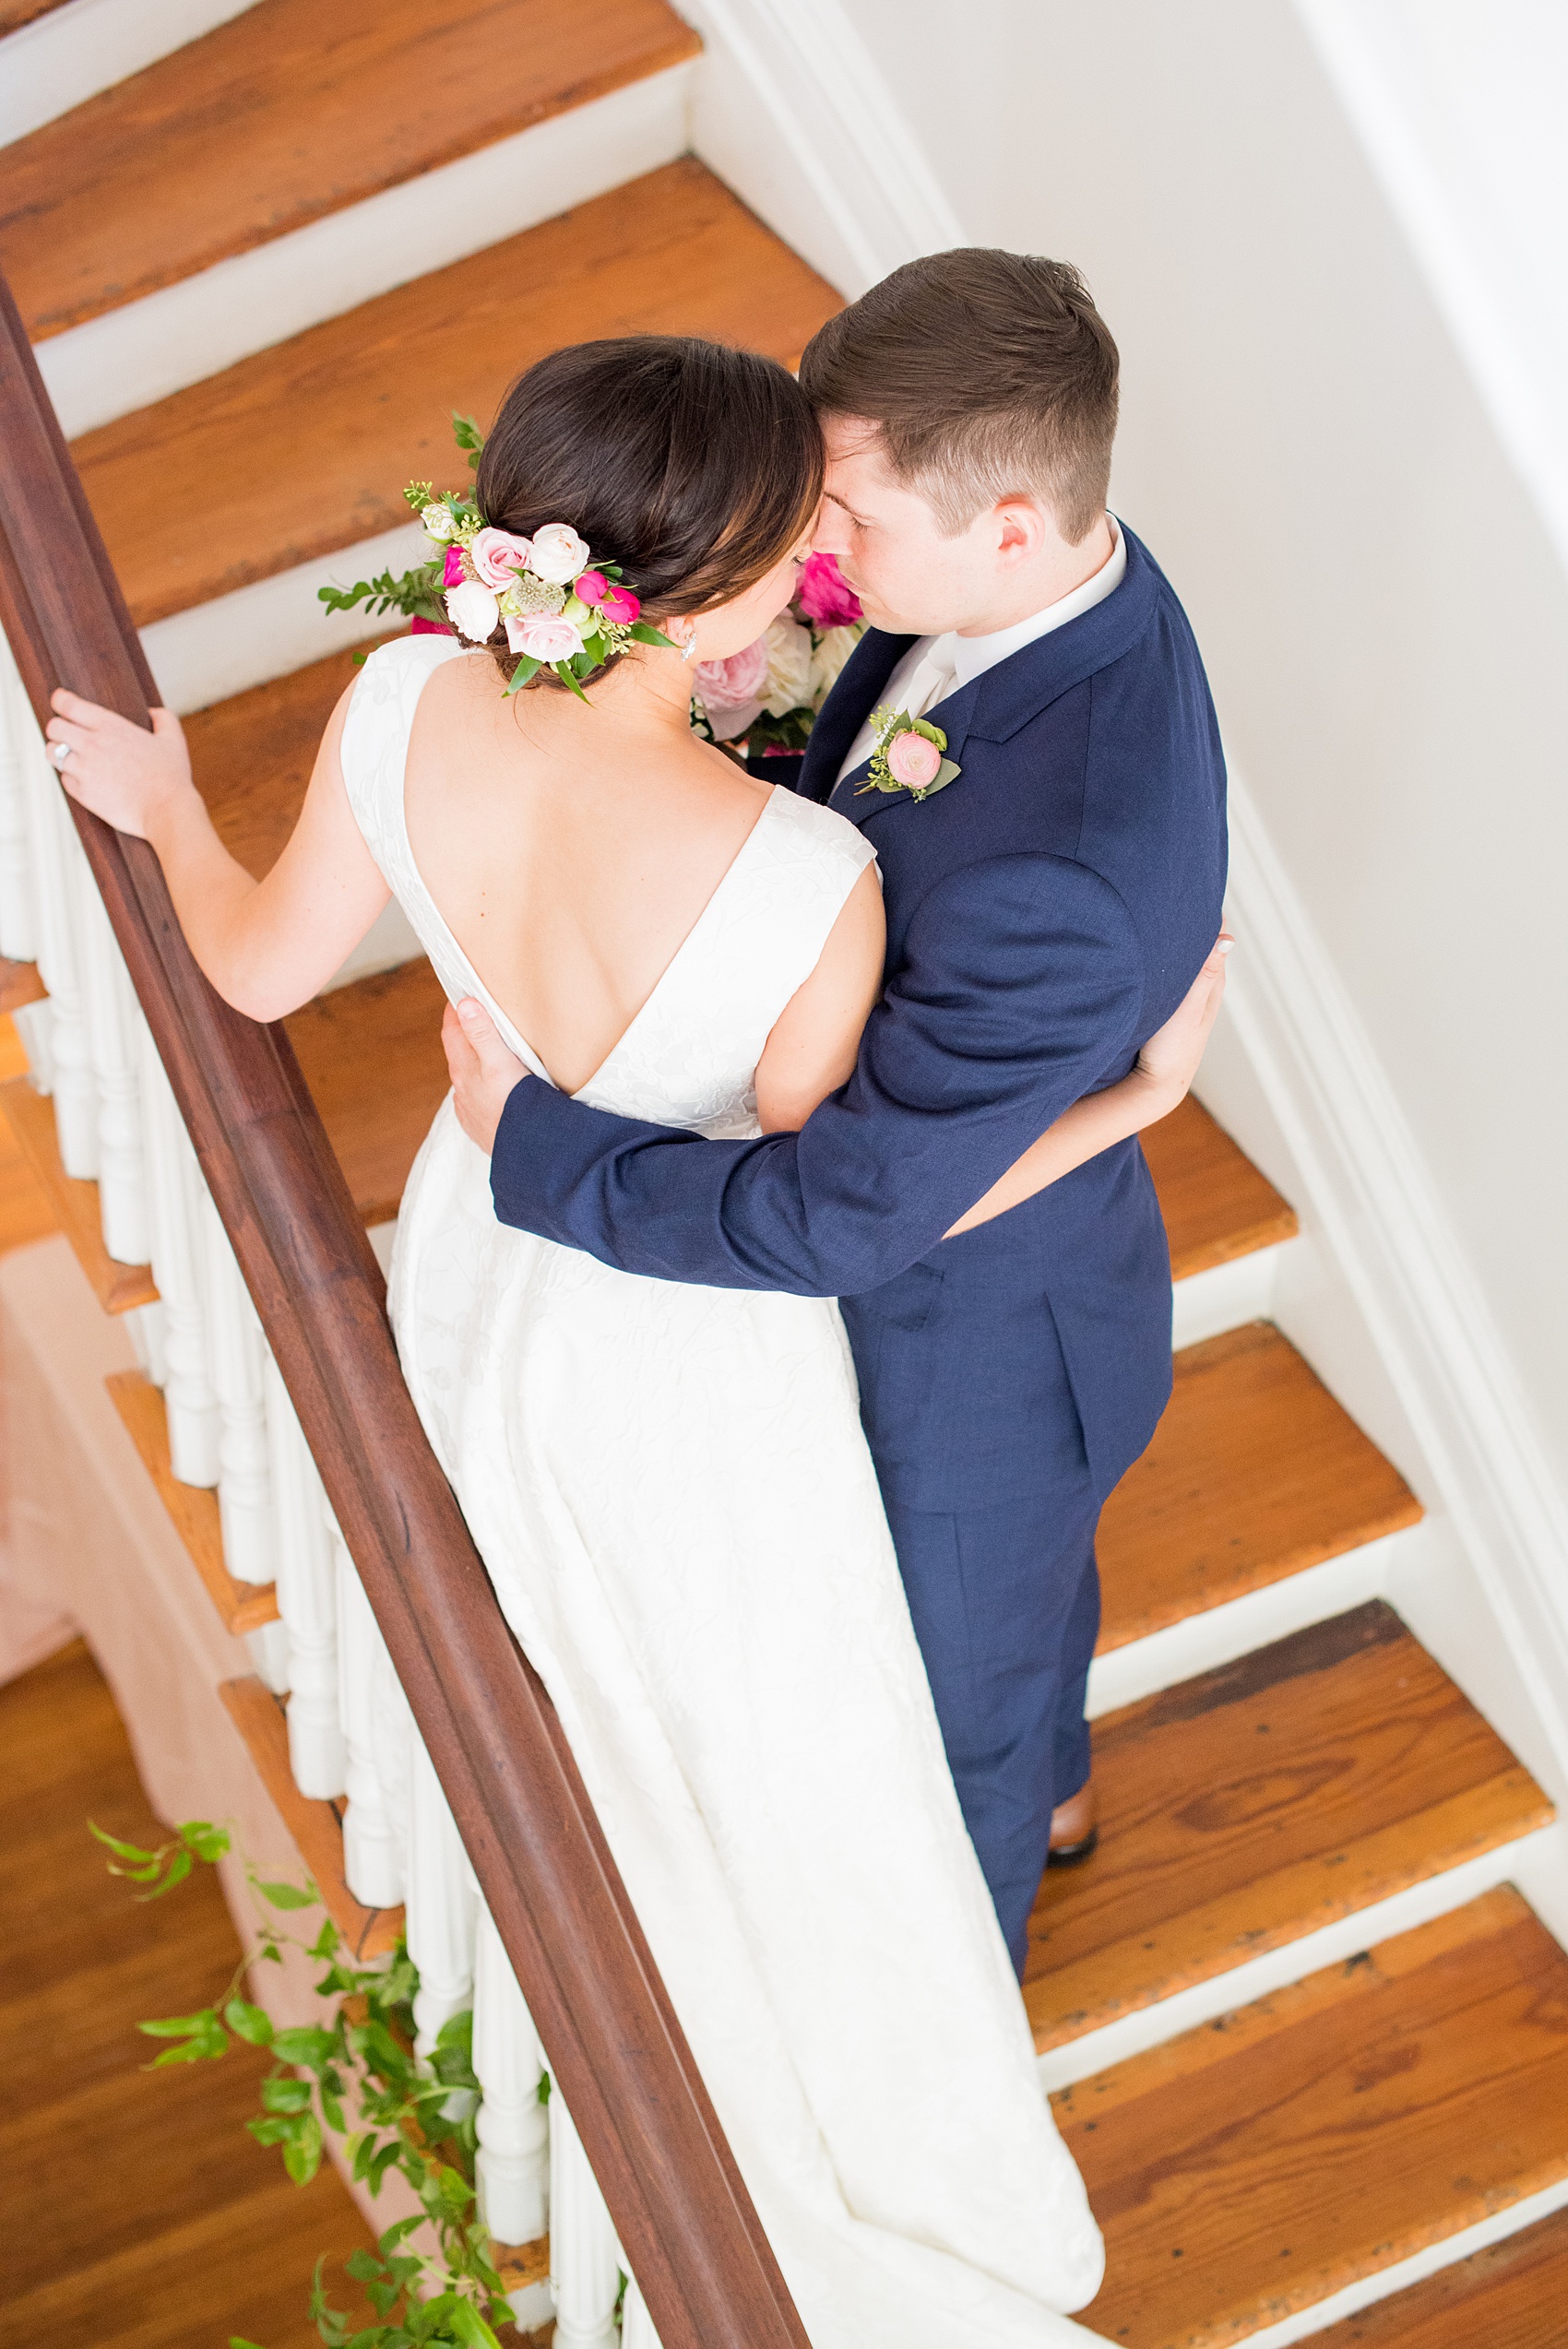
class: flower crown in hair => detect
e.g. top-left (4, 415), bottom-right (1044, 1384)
top-left (319, 412), bottom-right (676, 697)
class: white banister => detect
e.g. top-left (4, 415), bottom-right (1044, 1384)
top-left (548, 2091), bottom-right (623, 2349)
top-left (16, 689), bottom-right (96, 1174)
top-left (472, 1899), bottom-right (550, 2250)
top-left (263, 1350), bottom-right (347, 1798)
top-left (330, 1506), bottom-right (406, 1909)
top-left (136, 1022), bottom-right (221, 1484)
top-left (75, 860), bottom-right (149, 1263)
top-left (197, 1186), bottom-right (275, 1585)
top-left (406, 1735), bottom-right (479, 2065)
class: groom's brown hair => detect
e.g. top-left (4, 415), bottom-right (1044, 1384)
top-left (799, 250), bottom-right (1119, 546)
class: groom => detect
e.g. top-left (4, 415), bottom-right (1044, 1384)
top-left (444, 251), bottom-right (1228, 1975)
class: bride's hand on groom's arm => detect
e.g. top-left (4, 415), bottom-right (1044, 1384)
top-left (945, 931), bottom-right (1233, 1237)
top-left (444, 998), bottom-right (530, 1155)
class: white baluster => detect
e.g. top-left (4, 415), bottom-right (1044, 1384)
top-left (263, 1351), bottom-right (347, 1798)
top-left (137, 1025), bottom-right (220, 1485)
top-left (407, 1739), bottom-right (479, 2063)
top-left (124, 1299), bottom-right (169, 1387)
top-left (0, 651), bottom-right (36, 960)
top-left (74, 852), bottom-right (148, 1263)
top-left (11, 998), bottom-right (53, 1091)
top-left (549, 2093), bottom-right (621, 2349)
top-left (197, 1186), bottom-right (274, 1584)
top-left (620, 2276), bottom-right (663, 2349)
top-left (330, 1508), bottom-right (405, 1908)
top-left (247, 1616), bottom-right (291, 1694)
top-left (472, 1901), bottom-right (549, 2249)
top-left (17, 698), bottom-right (95, 1173)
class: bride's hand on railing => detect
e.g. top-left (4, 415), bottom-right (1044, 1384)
top-left (443, 997), bottom-right (530, 1155)
top-left (46, 689), bottom-right (197, 841)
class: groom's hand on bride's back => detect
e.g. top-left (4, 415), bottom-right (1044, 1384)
top-left (443, 999), bottom-right (529, 1156)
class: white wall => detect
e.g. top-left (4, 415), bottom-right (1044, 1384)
top-left (837, 0), bottom-right (1568, 1502)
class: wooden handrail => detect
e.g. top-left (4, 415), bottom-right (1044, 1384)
top-left (0, 269), bottom-right (810, 2349)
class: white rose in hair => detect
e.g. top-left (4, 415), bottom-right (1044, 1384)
top-left (421, 504), bottom-right (457, 542)
top-left (445, 580), bottom-right (501, 642)
top-left (529, 523), bottom-right (592, 586)
top-left (761, 614), bottom-right (813, 718)
top-left (809, 624), bottom-right (860, 706)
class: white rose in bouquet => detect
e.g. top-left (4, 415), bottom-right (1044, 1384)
top-left (809, 625), bottom-right (861, 706)
top-left (761, 614), bottom-right (814, 718)
top-left (421, 503), bottom-right (457, 542)
top-left (529, 523), bottom-right (592, 586)
top-left (445, 580), bottom-right (501, 642)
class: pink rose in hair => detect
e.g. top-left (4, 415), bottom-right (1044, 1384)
top-left (506, 612), bottom-right (586, 664)
top-left (442, 544), bottom-right (467, 587)
top-left (469, 527), bottom-right (533, 589)
top-left (795, 552), bottom-right (862, 628)
top-left (575, 569), bottom-right (609, 605)
top-left (886, 730), bottom-right (943, 790)
top-left (599, 583), bottom-right (641, 624)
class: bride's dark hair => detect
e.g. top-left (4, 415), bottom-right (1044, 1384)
top-left (475, 336), bottom-right (825, 688)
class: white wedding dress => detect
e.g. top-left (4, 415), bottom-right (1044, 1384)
top-left (340, 635), bottom-right (1104, 2347)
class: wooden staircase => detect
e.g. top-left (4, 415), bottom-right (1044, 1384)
top-left (2, 4), bottom-right (1564, 2343)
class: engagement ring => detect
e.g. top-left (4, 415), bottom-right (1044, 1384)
top-left (48, 741), bottom-right (72, 770)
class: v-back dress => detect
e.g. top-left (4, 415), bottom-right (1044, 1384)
top-left (340, 635), bottom-right (1104, 2347)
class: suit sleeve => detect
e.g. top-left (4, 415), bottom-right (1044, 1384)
top-left (489, 851), bottom-right (1145, 1295)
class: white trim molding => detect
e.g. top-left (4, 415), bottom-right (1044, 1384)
top-left (673, 0), bottom-right (968, 294)
top-left (1223, 764), bottom-right (1568, 1783)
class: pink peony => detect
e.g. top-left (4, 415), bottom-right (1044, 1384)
top-left (469, 527), bottom-right (533, 589)
top-left (442, 544), bottom-right (467, 587)
top-left (410, 615), bottom-right (455, 636)
top-left (795, 551), bottom-right (862, 628)
top-left (598, 583), bottom-right (641, 624)
top-left (575, 569), bottom-right (609, 605)
top-left (886, 729), bottom-right (943, 789)
top-left (695, 635), bottom-right (769, 709)
top-left (506, 611), bottom-right (586, 664)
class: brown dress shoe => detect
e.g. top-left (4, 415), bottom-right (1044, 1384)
top-left (1046, 1775), bottom-right (1099, 1868)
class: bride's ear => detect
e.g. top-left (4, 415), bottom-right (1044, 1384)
top-left (668, 617), bottom-right (699, 664)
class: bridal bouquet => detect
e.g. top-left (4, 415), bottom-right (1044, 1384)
top-left (692, 553), bottom-right (865, 753)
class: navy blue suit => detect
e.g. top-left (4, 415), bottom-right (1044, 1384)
top-left (488, 527), bottom-right (1228, 1968)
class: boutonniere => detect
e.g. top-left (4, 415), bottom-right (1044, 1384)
top-left (857, 705), bottom-right (962, 803)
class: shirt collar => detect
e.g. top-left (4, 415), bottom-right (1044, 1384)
top-left (942, 516), bottom-right (1126, 692)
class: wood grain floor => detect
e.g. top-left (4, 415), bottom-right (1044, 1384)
top-left (1060, 1886), bottom-right (1568, 2347)
top-left (0, 0), bottom-right (701, 338)
top-left (1025, 1602), bottom-right (1551, 2051)
top-left (0, 1013), bottom-right (54, 1259)
top-left (1308, 2202), bottom-right (1568, 2348)
top-left (0, 1642), bottom-right (380, 2349)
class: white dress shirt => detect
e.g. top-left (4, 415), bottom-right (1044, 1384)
top-left (837, 516), bottom-right (1127, 785)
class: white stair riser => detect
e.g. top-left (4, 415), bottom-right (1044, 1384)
top-left (0, 0), bottom-right (261, 147)
top-left (40, 65), bottom-right (695, 437)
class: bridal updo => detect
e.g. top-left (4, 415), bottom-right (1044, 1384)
top-left (475, 336), bottom-right (825, 689)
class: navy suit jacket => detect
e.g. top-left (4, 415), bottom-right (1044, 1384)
top-left (490, 526), bottom-right (1228, 1509)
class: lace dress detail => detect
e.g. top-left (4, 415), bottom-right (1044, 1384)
top-left (339, 635), bottom-right (1103, 2348)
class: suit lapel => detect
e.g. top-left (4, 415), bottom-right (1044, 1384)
top-left (829, 672), bottom-right (985, 832)
top-left (798, 628), bottom-right (913, 803)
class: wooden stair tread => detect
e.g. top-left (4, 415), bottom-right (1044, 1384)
top-left (0, 0), bottom-right (701, 339)
top-left (105, 1369), bottom-right (279, 1634)
top-left (0, 1074), bottom-right (157, 1311)
top-left (0, 0), bottom-right (65, 30)
top-left (1058, 1886), bottom-right (1568, 2347)
top-left (77, 159), bottom-right (844, 627)
top-left (1143, 1095), bottom-right (1297, 1279)
top-left (1099, 1321), bottom-right (1423, 1653)
top-left (1025, 1601), bottom-right (1551, 2051)
top-left (186, 642), bottom-right (391, 879)
top-left (1308, 2204), bottom-right (1568, 2347)
top-left (220, 1675), bottom-right (403, 1961)
top-left (285, 959), bottom-right (450, 1229)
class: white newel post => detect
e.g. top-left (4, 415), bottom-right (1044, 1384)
top-left (136, 1024), bottom-right (221, 1484)
top-left (75, 859), bottom-right (149, 1263)
top-left (472, 1900), bottom-right (550, 2249)
top-left (263, 1352), bottom-right (348, 1797)
top-left (548, 2091), bottom-right (622, 2349)
top-left (330, 1507), bottom-right (406, 1908)
top-left (0, 650), bottom-right (36, 960)
top-left (16, 691), bottom-right (96, 1172)
top-left (197, 1186), bottom-right (275, 1585)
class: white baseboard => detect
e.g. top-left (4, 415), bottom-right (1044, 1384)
top-left (1218, 766), bottom-right (1568, 1787)
top-left (673, 0), bottom-right (967, 296)
top-left (0, 0), bottom-right (260, 146)
top-left (41, 65), bottom-right (695, 436)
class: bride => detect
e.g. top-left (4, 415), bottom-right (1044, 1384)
top-left (50, 335), bottom-right (1225, 2347)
